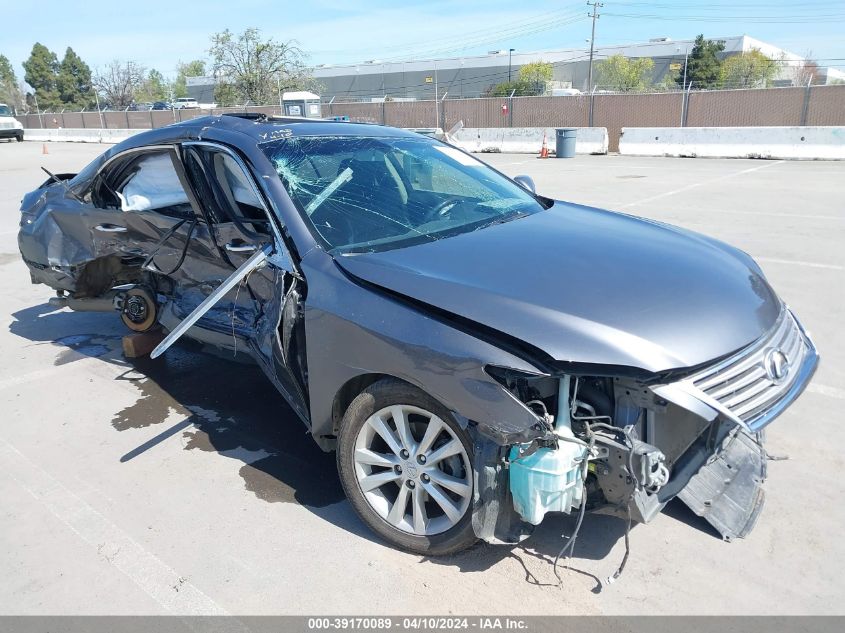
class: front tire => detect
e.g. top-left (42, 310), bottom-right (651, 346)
top-left (16, 133), bottom-right (23, 142)
top-left (337, 378), bottom-right (477, 556)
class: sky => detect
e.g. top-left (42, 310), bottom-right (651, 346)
top-left (3, 0), bottom-right (845, 81)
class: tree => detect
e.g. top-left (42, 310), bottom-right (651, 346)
top-left (209, 28), bottom-right (313, 104)
top-left (677, 35), bottom-right (725, 89)
top-left (657, 67), bottom-right (681, 91)
top-left (485, 61), bottom-right (554, 97)
top-left (23, 43), bottom-right (61, 110)
top-left (94, 60), bottom-right (145, 108)
top-left (793, 53), bottom-right (823, 86)
top-left (213, 82), bottom-right (240, 107)
top-left (719, 49), bottom-right (778, 89)
top-left (596, 54), bottom-right (655, 92)
top-left (172, 59), bottom-right (207, 98)
top-left (57, 47), bottom-right (94, 109)
top-left (136, 69), bottom-right (169, 102)
top-left (518, 61), bottom-right (553, 94)
top-left (485, 80), bottom-right (528, 97)
top-left (0, 54), bottom-right (25, 111)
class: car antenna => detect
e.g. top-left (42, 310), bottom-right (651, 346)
top-left (41, 166), bottom-right (84, 203)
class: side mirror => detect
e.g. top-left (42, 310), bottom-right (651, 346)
top-left (513, 175), bottom-right (536, 194)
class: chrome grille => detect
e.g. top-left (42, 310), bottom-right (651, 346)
top-left (688, 311), bottom-right (809, 426)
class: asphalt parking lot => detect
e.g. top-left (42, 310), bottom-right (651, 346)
top-left (1, 140), bottom-right (843, 616)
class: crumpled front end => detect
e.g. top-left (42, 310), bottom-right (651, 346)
top-left (473, 307), bottom-right (818, 544)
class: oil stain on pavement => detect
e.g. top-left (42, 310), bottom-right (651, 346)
top-left (112, 341), bottom-right (344, 508)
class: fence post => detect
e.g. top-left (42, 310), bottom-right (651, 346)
top-left (682, 83), bottom-right (692, 127)
top-left (589, 86), bottom-right (595, 127)
top-left (149, 109), bottom-right (154, 129)
top-left (81, 110), bottom-right (86, 129)
top-left (800, 78), bottom-right (812, 126)
top-left (125, 108), bottom-right (130, 129)
top-left (60, 111), bottom-right (66, 128)
top-left (382, 99), bottom-right (386, 125)
top-left (508, 90), bottom-right (515, 128)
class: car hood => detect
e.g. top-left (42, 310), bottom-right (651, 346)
top-left (335, 202), bottom-right (782, 374)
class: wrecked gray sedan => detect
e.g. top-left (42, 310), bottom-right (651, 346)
top-left (18, 114), bottom-right (818, 557)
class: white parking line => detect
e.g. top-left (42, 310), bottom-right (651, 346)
top-left (705, 210), bottom-right (843, 221)
top-left (0, 437), bottom-right (232, 617)
top-left (808, 384), bottom-right (845, 400)
top-left (0, 365), bottom-right (70, 391)
top-left (757, 257), bottom-right (843, 271)
top-left (621, 161), bottom-right (785, 208)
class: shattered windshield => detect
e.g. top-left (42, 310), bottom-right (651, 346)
top-left (260, 135), bottom-right (545, 253)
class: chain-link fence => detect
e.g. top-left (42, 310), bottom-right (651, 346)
top-left (15, 85), bottom-right (845, 152)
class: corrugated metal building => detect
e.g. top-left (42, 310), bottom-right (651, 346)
top-left (310, 35), bottom-right (806, 101)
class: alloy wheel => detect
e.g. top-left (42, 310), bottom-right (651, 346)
top-left (353, 404), bottom-right (472, 536)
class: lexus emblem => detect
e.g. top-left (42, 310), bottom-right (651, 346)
top-left (765, 348), bottom-right (790, 383)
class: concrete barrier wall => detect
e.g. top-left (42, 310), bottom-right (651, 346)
top-left (25, 126), bottom-right (610, 155)
top-left (619, 126), bottom-right (845, 160)
top-left (23, 128), bottom-right (143, 143)
top-left (449, 127), bottom-right (609, 155)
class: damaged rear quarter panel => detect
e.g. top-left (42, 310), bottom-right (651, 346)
top-left (300, 250), bottom-right (545, 450)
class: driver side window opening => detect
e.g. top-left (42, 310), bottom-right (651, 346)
top-left (183, 145), bottom-right (272, 237)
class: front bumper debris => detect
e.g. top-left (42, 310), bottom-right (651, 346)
top-left (677, 428), bottom-right (766, 541)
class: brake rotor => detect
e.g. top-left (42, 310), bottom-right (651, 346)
top-left (120, 287), bottom-right (158, 332)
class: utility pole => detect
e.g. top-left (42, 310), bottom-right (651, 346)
top-left (586, 1), bottom-right (603, 92)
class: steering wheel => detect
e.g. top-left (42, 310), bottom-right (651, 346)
top-left (423, 196), bottom-right (464, 223)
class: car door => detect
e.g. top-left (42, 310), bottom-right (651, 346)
top-left (153, 141), bottom-right (310, 422)
top-left (78, 146), bottom-right (205, 297)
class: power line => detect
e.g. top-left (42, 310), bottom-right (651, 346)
top-left (379, 11), bottom-right (589, 62)
top-left (603, 11), bottom-right (845, 23)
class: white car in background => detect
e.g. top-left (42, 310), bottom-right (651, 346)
top-left (173, 97), bottom-right (199, 109)
top-left (0, 104), bottom-right (24, 142)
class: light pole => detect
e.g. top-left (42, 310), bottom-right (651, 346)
top-left (508, 48), bottom-right (516, 83)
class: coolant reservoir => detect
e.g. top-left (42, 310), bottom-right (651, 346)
top-left (509, 377), bottom-right (587, 525)
top-left (509, 427), bottom-right (586, 526)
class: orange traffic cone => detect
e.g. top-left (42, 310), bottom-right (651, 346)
top-left (42, 143), bottom-right (49, 155)
top-left (539, 133), bottom-right (549, 159)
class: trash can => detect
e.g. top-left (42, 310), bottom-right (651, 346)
top-left (555, 127), bottom-right (578, 158)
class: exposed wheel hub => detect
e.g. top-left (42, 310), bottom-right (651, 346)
top-left (124, 295), bottom-right (148, 323)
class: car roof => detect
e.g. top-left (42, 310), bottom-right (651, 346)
top-left (111, 114), bottom-right (422, 151)
top-left (80, 115), bottom-right (428, 180)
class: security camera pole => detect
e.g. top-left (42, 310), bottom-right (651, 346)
top-left (587, 1), bottom-right (603, 92)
